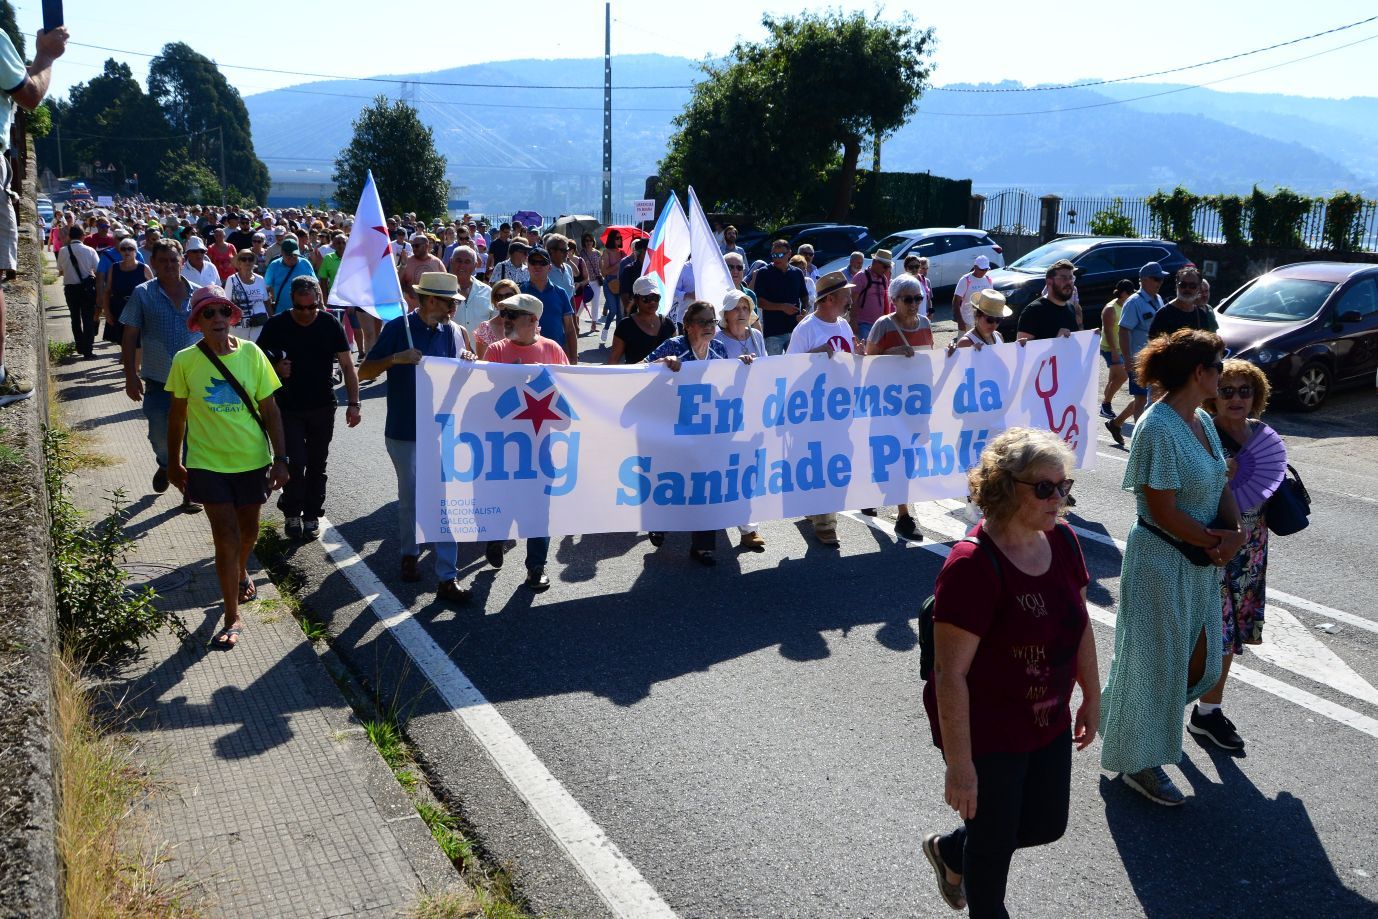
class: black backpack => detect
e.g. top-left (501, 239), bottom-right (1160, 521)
top-left (918, 523), bottom-right (1077, 681)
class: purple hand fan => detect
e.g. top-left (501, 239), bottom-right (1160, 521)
top-left (1229, 425), bottom-right (1287, 514)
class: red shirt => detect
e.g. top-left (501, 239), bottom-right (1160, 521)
top-left (208, 242), bottom-right (237, 280)
top-left (483, 336), bottom-right (569, 366)
top-left (922, 521), bottom-right (1089, 756)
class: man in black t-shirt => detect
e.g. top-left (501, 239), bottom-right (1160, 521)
top-left (256, 276), bottom-right (361, 540)
top-left (225, 214), bottom-right (256, 252)
top-left (1148, 267), bottom-right (1218, 339)
top-left (1016, 258), bottom-right (1079, 342)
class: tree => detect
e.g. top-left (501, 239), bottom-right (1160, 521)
top-left (660, 11), bottom-right (934, 222)
top-left (156, 161), bottom-right (222, 205)
top-left (332, 96), bottom-right (448, 218)
top-left (63, 60), bottom-right (174, 192)
top-left (0, 1), bottom-right (23, 59)
top-left (148, 43), bottom-right (269, 202)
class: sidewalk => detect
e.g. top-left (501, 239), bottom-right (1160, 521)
top-left (43, 265), bottom-right (453, 916)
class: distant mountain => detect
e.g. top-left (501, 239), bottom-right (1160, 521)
top-left (244, 56), bottom-right (1373, 214)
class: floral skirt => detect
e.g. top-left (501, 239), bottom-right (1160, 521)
top-left (1221, 511), bottom-right (1268, 655)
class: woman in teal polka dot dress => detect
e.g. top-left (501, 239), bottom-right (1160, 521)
top-left (1100, 329), bottom-right (1245, 806)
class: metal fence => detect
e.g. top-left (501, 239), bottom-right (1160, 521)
top-left (982, 188), bottom-right (1378, 252)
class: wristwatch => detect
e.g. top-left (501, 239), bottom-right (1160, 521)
top-left (274, 456), bottom-right (290, 465)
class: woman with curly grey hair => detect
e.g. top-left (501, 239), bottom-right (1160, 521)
top-left (921, 427), bottom-right (1100, 916)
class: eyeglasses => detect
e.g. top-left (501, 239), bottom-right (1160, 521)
top-left (688, 318), bottom-right (716, 327)
top-left (1014, 478), bottom-right (1075, 500)
top-left (499, 309), bottom-right (528, 320)
top-left (1204, 360), bottom-right (1225, 373)
top-left (528, 260), bottom-right (550, 267)
top-left (896, 295), bottom-right (923, 305)
top-left (1218, 385), bottom-right (1253, 400)
top-left (236, 256), bottom-right (252, 262)
top-left (1177, 283), bottom-right (1201, 292)
top-left (978, 313), bottom-right (1000, 323)
top-left (199, 306), bottom-right (234, 320)
top-left (291, 302), bottom-right (319, 310)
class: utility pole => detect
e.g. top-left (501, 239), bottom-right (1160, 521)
top-left (218, 125), bottom-right (227, 206)
top-left (601, 0), bottom-right (612, 226)
top-left (55, 121), bottom-right (62, 176)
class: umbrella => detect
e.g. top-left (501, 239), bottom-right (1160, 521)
top-left (601, 225), bottom-right (648, 256)
top-left (553, 214), bottom-right (601, 244)
top-left (1228, 425), bottom-right (1288, 513)
top-left (512, 210), bottom-right (543, 227)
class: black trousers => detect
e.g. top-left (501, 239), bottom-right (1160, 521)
top-left (936, 728), bottom-right (1072, 919)
top-left (278, 405), bottom-right (336, 519)
top-left (63, 282), bottom-right (98, 355)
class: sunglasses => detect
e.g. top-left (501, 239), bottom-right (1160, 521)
top-left (499, 309), bottom-right (528, 320)
top-left (688, 318), bottom-right (717, 327)
top-left (291, 302), bottom-right (319, 310)
top-left (1204, 360), bottom-right (1225, 373)
top-left (896, 295), bottom-right (923, 305)
top-left (199, 306), bottom-right (234, 320)
top-left (237, 256), bottom-right (252, 262)
top-left (978, 313), bottom-right (1000, 323)
top-left (638, 294), bottom-right (662, 302)
top-left (1177, 283), bottom-right (1201, 292)
top-left (1015, 478), bottom-right (1075, 500)
top-left (729, 265), bottom-right (744, 271)
top-left (1218, 385), bottom-right (1253, 400)
top-left (529, 260), bottom-right (550, 267)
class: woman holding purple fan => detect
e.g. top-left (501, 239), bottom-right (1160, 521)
top-left (1192, 359), bottom-right (1284, 753)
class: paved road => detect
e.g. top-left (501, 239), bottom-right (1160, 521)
top-left (284, 322), bottom-right (1378, 918)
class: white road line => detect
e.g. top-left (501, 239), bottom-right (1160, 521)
top-left (841, 510), bottom-right (1378, 740)
top-left (318, 517), bottom-right (677, 919)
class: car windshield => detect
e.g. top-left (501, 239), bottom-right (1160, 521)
top-left (1222, 276), bottom-right (1335, 322)
top-left (1006, 239), bottom-right (1096, 272)
top-left (866, 233), bottom-right (914, 256)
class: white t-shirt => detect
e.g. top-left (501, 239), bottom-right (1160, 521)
top-left (57, 242), bottom-right (100, 283)
top-left (786, 314), bottom-right (855, 355)
top-left (953, 272), bottom-right (994, 328)
top-left (225, 273), bottom-right (269, 317)
top-left (453, 278), bottom-right (493, 335)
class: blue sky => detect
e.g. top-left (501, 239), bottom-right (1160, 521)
top-left (16, 0), bottom-right (1378, 102)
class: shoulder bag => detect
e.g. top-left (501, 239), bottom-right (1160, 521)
top-left (196, 341), bottom-right (271, 448)
top-left (1265, 465), bottom-right (1311, 536)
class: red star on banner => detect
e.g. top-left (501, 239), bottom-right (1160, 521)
top-left (373, 225), bottom-right (392, 261)
top-left (645, 239), bottom-right (672, 283)
top-left (513, 390), bottom-right (562, 435)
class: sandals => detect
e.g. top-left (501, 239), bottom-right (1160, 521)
top-left (238, 579), bottom-right (257, 603)
top-left (212, 626), bottom-right (243, 649)
top-left (922, 833), bottom-right (966, 910)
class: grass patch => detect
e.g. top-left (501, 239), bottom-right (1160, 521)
top-left (54, 652), bottom-right (204, 917)
top-left (407, 889), bottom-right (481, 919)
top-left (46, 381), bottom-right (119, 469)
top-left (48, 339), bottom-right (76, 363)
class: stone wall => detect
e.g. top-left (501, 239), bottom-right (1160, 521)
top-left (0, 141), bottom-right (59, 919)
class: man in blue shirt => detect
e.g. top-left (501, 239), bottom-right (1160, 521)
top-left (1106, 261), bottom-right (1169, 447)
top-left (262, 237), bottom-right (316, 316)
top-left (519, 246), bottom-right (578, 363)
top-left (120, 240), bottom-right (202, 511)
top-left (359, 273), bottom-right (476, 604)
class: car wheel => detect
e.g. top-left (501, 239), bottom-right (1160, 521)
top-left (1293, 361), bottom-right (1331, 412)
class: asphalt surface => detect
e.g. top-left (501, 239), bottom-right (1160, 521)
top-left (282, 318), bottom-right (1378, 918)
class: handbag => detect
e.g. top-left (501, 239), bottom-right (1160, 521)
top-left (196, 341), bottom-right (271, 449)
top-left (1265, 464), bottom-right (1311, 536)
top-left (66, 242), bottom-right (97, 298)
top-left (1137, 514), bottom-right (1232, 567)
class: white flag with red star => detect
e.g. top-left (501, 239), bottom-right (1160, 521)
top-left (638, 192), bottom-right (691, 316)
top-left (327, 170), bottom-right (406, 321)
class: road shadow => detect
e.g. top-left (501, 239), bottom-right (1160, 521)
top-left (1101, 750), bottom-right (1376, 916)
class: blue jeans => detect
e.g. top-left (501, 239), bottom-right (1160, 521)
top-left (493, 536), bottom-right (550, 573)
top-left (601, 280), bottom-right (622, 330)
top-left (385, 436), bottom-right (458, 581)
top-left (142, 377), bottom-right (172, 469)
top-left (764, 333), bottom-right (791, 356)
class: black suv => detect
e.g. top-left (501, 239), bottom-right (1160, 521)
top-left (985, 236), bottom-right (1193, 335)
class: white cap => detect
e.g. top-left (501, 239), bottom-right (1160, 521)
top-left (632, 276), bottom-right (659, 297)
top-left (184, 236), bottom-right (207, 252)
top-left (973, 255), bottom-right (990, 270)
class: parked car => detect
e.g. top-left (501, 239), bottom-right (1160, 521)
top-left (1216, 262), bottom-right (1378, 411)
top-left (36, 197), bottom-right (54, 225)
top-left (985, 236), bottom-right (1192, 336)
top-left (788, 224), bottom-right (877, 268)
top-left (816, 227), bottom-right (1005, 291)
top-left (743, 222), bottom-right (834, 264)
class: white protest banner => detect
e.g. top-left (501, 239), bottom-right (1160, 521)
top-left (414, 333), bottom-right (1101, 542)
top-left (96, 195), bottom-right (115, 206)
top-left (632, 198), bottom-right (655, 222)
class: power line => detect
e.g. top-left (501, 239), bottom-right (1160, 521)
top-left (915, 32), bottom-right (1378, 116)
top-left (932, 14), bottom-right (1378, 92)
top-left (53, 13), bottom-right (1378, 97)
top-left (60, 40), bottom-right (690, 91)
